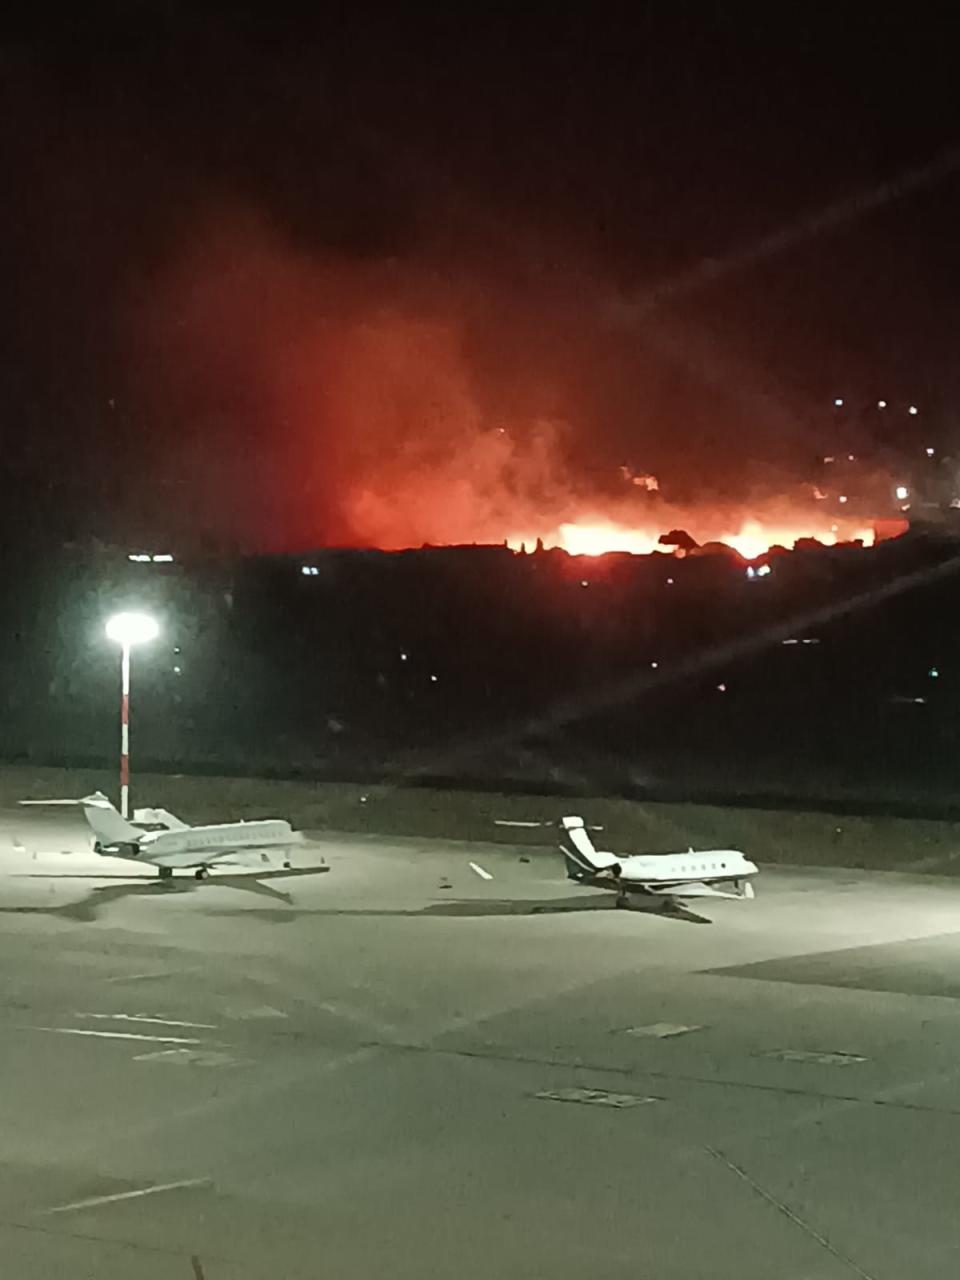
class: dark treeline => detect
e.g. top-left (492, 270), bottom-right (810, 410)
top-left (3, 532), bottom-right (960, 811)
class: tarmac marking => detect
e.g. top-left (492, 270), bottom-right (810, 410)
top-left (765, 1049), bottom-right (866, 1065)
top-left (133, 1048), bottom-right (248, 1068)
top-left (624, 1022), bottom-right (703, 1039)
top-left (105, 972), bottom-right (164, 983)
top-left (31, 1027), bottom-right (204, 1045)
top-left (534, 1087), bottom-right (661, 1109)
top-left (76, 1012), bottom-right (217, 1029)
top-left (469, 862), bottom-right (494, 881)
top-left (41, 1177), bottom-right (213, 1216)
top-left (225, 1005), bottom-right (288, 1020)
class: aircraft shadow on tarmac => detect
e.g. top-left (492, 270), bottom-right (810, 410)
top-left (0, 873), bottom-right (710, 926)
top-left (0, 866), bottom-right (330, 922)
top-left (422, 895), bottom-right (711, 924)
top-left (221, 895), bottom-right (711, 925)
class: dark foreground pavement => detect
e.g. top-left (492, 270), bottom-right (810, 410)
top-left (1, 804), bottom-right (959, 1277)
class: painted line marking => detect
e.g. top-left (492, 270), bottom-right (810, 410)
top-left (41, 1177), bottom-right (212, 1216)
top-left (534, 1087), bottom-right (661, 1109)
top-left (225, 1005), bottom-right (288, 1021)
top-left (31, 1027), bottom-right (204, 1045)
top-left (75, 1013), bottom-right (217, 1029)
top-left (134, 1048), bottom-right (248, 1068)
top-left (624, 1022), bottom-right (703, 1039)
top-left (105, 972), bottom-right (171, 984)
top-left (765, 1049), bottom-right (866, 1065)
top-left (469, 862), bottom-right (494, 881)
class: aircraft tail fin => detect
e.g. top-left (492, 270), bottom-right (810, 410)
top-left (76, 793), bottom-right (139, 843)
top-left (559, 816), bottom-right (621, 880)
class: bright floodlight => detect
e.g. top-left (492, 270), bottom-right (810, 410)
top-left (895, 485), bottom-right (909, 500)
top-left (833, 397), bottom-right (844, 407)
top-left (105, 612), bottom-right (159, 646)
top-left (909, 405), bottom-right (919, 415)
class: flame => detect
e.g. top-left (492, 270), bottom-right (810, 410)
top-left (508, 516), bottom-right (886, 559)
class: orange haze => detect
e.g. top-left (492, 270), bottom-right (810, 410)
top-left (130, 211), bottom-right (905, 558)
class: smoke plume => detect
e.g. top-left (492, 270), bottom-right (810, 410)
top-left (128, 206), bottom-right (883, 556)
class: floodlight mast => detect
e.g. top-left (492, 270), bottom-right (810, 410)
top-left (104, 612), bottom-right (159, 817)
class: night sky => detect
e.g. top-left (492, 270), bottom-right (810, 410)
top-left (5, 7), bottom-right (960, 551)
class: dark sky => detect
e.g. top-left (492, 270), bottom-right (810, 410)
top-left (4, 6), bottom-right (960, 551)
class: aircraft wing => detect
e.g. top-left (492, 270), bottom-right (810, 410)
top-left (641, 881), bottom-right (755, 899)
top-left (149, 844), bottom-right (299, 869)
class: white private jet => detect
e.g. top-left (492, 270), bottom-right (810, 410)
top-left (499, 815), bottom-right (758, 908)
top-left (19, 791), bottom-right (305, 880)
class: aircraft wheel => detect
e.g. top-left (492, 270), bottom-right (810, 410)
top-left (195, 866), bottom-right (210, 881)
top-left (158, 866), bottom-right (173, 881)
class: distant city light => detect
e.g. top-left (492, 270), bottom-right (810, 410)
top-left (152, 553), bottom-right (174, 563)
top-left (838, 495), bottom-right (848, 504)
top-left (650, 661), bottom-right (658, 669)
top-left (666, 577), bottom-right (674, 585)
top-left (895, 485), bottom-right (909, 501)
top-left (929, 667), bottom-right (940, 679)
top-left (173, 665), bottom-right (182, 675)
top-left (301, 565), bottom-right (319, 576)
top-left (717, 683), bottom-right (727, 693)
top-left (877, 400), bottom-right (887, 409)
top-left (127, 553), bottom-right (174, 564)
top-left (847, 454), bottom-right (856, 462)
top-left (580, 580), bottom-right (589, 587)
top-left (834, 397), bottom-right (844, 407)
top-left (429, 674), bottom-right (438, 683)
top-left (909, 405), bottom-right (919, 415)
top-left (823, 456), bottom-right (835, 464)
top-left (926, 446), bottom-right (936, 457)
top-left (756, 563), bottom-right (772, 577)
top-left (400, 651), bottom-right (408, 661)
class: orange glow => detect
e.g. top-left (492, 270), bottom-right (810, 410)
top-left (138, 215), bottom-right (914, 558)
top-left (508, 515), bottom-right (892, 559)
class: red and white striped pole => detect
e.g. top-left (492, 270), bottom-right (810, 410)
top-left (105, 612), bottom-right (158, 820)
top-left (120, 641), bottom-right (131, 818)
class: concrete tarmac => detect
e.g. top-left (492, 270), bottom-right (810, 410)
top-left (1, 804), bottom-right (959, 1277)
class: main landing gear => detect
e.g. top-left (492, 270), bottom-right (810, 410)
top-left (194, 866), bottom-right (210, 881)
top-left (614, 875), bottom-right (630, 909)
